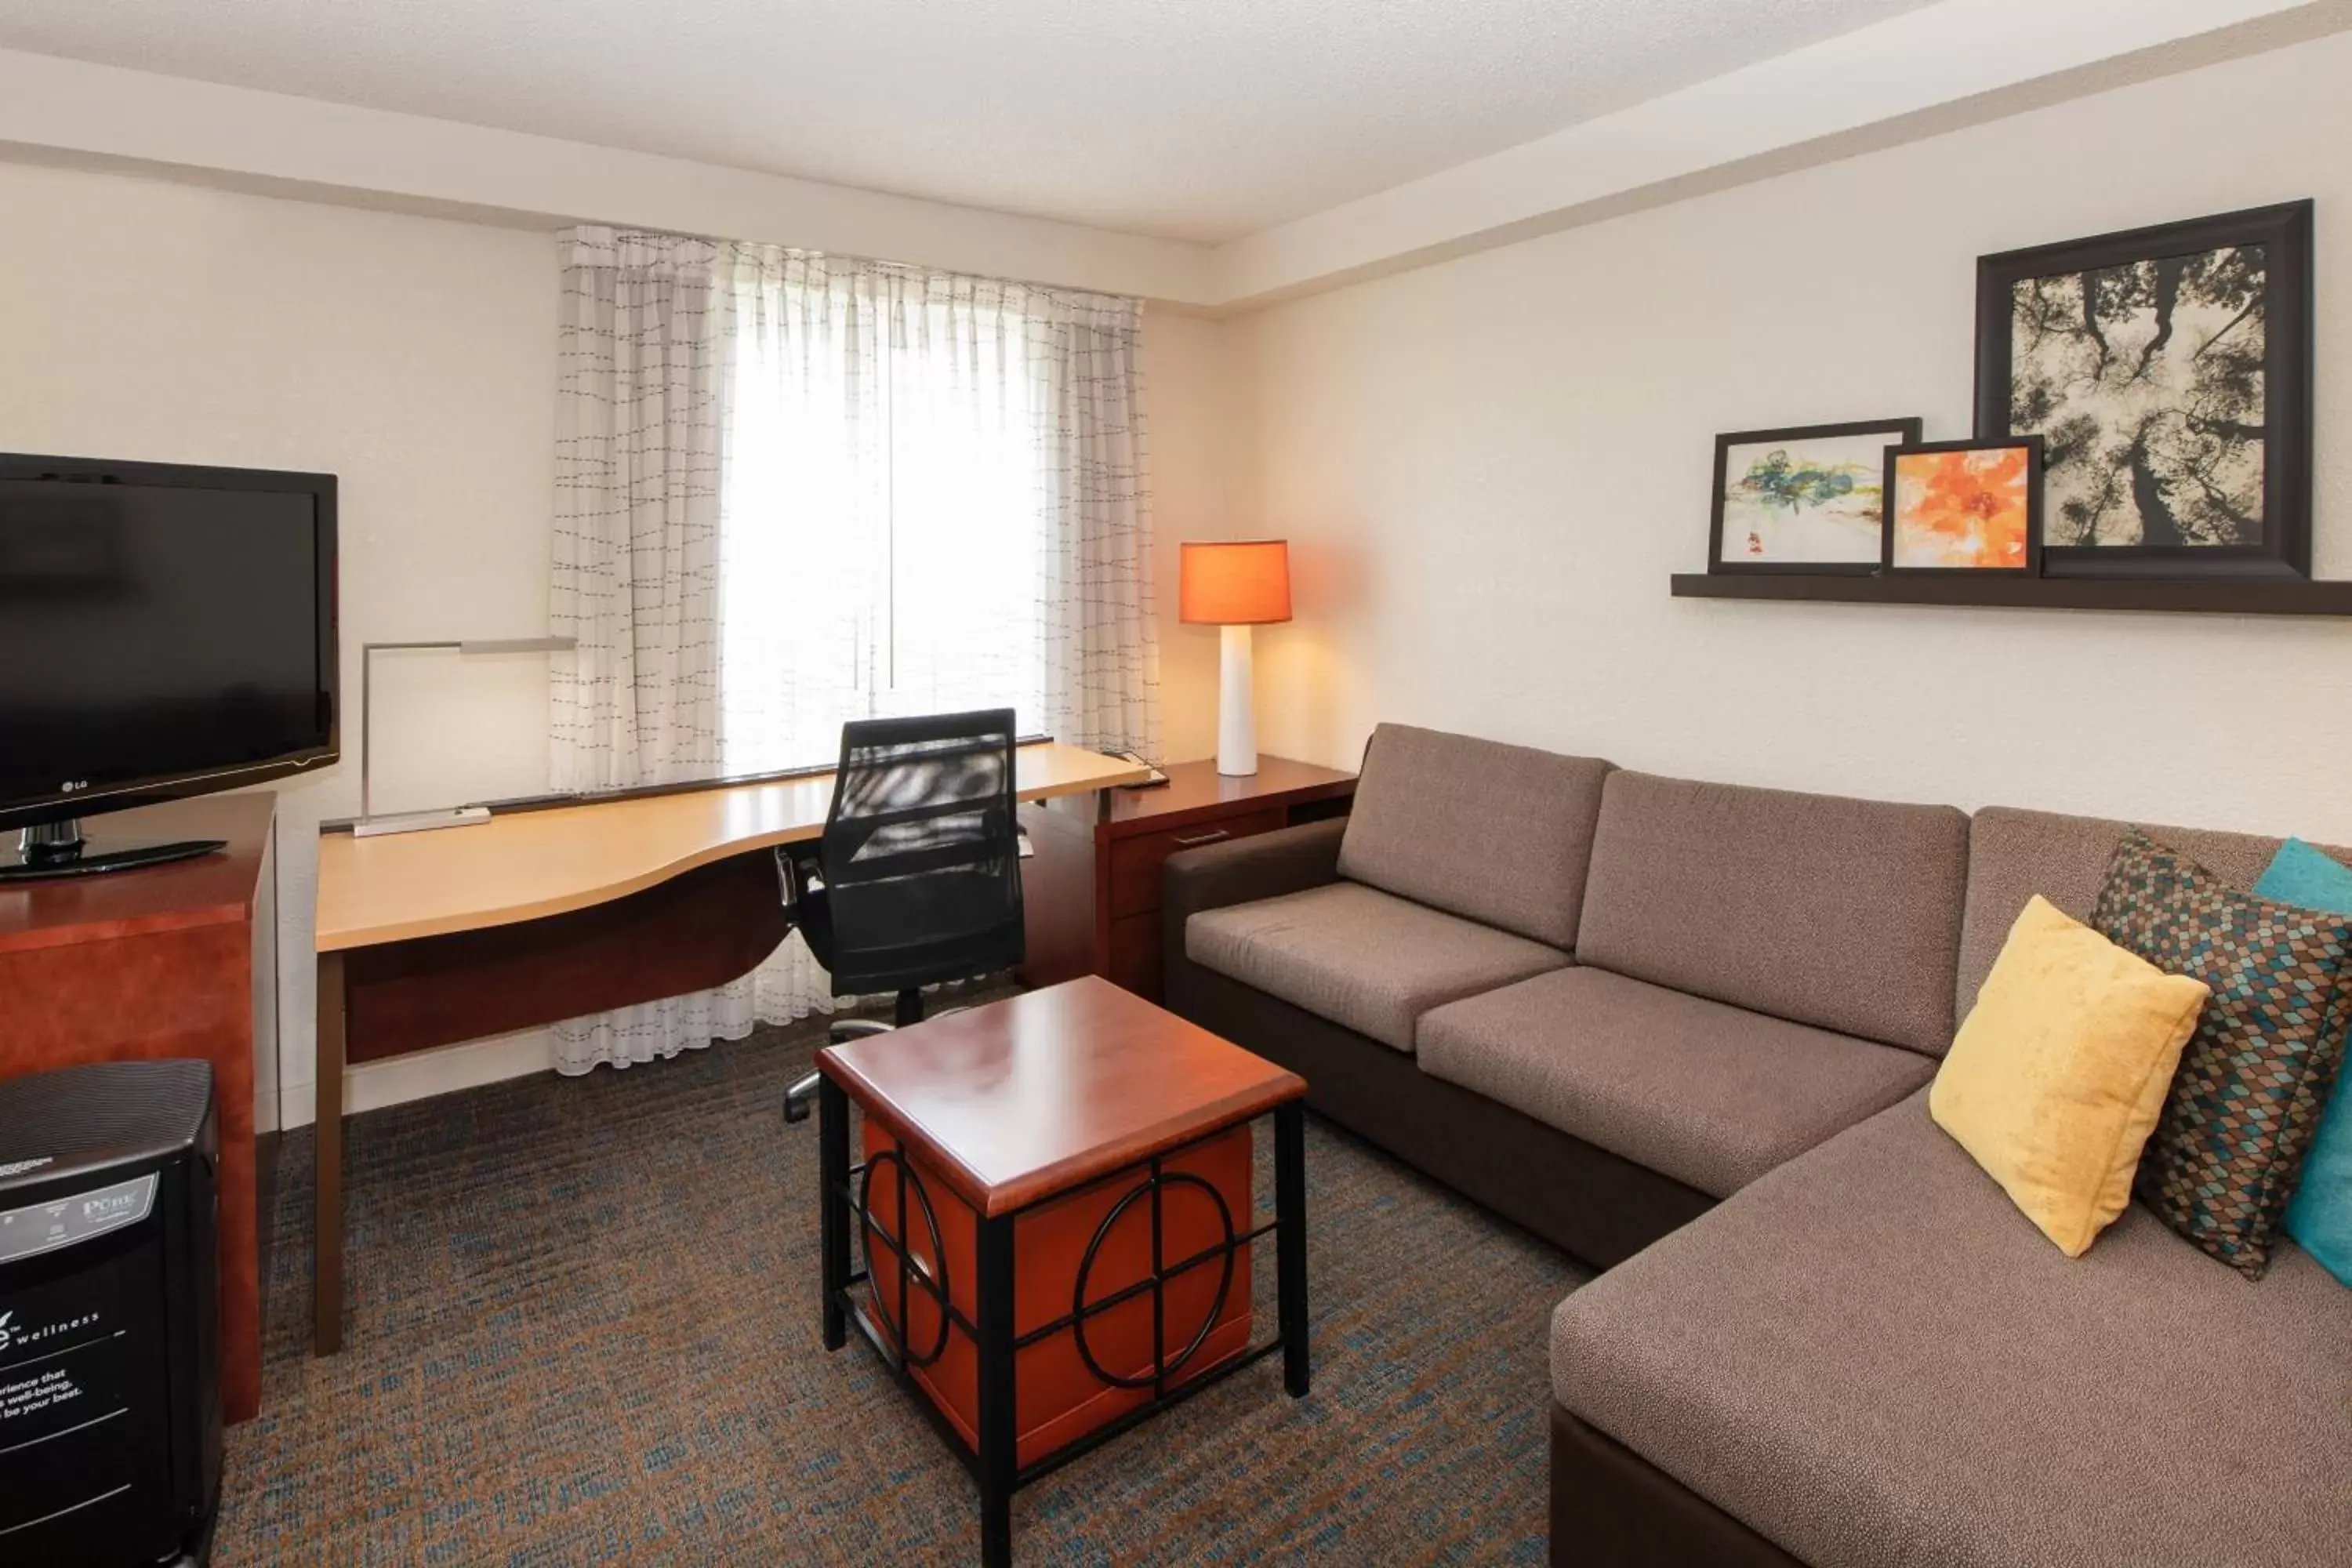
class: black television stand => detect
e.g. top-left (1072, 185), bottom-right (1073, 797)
top-left (0, 818), bottom-right (227, 883)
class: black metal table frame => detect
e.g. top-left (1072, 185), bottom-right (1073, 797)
top-left (818, 1078), bottom-right (1309, 1567)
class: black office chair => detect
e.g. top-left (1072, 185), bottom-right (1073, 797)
top-left (780, 709), bottom-right (1027, 1123)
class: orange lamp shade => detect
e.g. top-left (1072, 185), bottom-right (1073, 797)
top-left (1178, 539), bottom-right (1292, 625)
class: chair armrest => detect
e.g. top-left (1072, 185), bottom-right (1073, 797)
top-left (1163, 817), bottom-right (1347, 926)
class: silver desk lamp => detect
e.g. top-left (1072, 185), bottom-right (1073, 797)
top-left (354, 637), bottom-right (575, 837)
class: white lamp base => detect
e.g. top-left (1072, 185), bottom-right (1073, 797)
top-left (1218, 622), bottom-right (1258, 776)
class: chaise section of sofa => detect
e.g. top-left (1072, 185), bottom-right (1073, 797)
top-left (1547, 804), bottom-right (2352, 1566)
top-left (1548, 1092), bottom-right (2352, 1568)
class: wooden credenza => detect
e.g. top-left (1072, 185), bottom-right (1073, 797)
top-left (1020, 755), bottom-right (1356, 1001)
top-left (0, 793), bottom-right (275, 1423)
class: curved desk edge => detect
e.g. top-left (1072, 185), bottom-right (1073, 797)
top-left (315, 744), bottom-right (1152, 953)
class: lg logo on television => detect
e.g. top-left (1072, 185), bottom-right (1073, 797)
top-left (58, 780), bottom-right (89, 793)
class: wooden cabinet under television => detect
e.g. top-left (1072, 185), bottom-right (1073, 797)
top-left (0, 793), bottom-right (275, 1424)
top-left (1019, 756), bottom-right (1356, 1001)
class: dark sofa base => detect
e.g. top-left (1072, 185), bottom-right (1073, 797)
top-left (1166, 958), bottom-right (1714, 1270)
top-left (1549, 1403), bottom-right (1800, 1568)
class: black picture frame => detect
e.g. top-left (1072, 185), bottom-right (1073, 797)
top-left (1882, 436), bottom-right (2044, 576)
top-left (1708, 417), bottom-right (1922, 575)
top-left (1973, 201), bottom-right (2313, 580)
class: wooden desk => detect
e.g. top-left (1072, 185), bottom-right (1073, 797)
top-left (310, 742), bottom-right (1150, 1353)
top-left (1, 794), bottom-right (275, 1423)
top-left (1020, 756), bottom-right (1357, 1000)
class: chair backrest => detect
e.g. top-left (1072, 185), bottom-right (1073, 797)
top-left (817, 709), bottom-right (1026, 996)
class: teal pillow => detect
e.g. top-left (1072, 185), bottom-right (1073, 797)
top-left (2260, 838), bottom-right (2352, 1288)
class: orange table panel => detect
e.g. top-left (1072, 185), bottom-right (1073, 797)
top-left (861, 1116), bottom-right (1252, 1468)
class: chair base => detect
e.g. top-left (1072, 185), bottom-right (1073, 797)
top-left (782, 990), bottom-right (928, 1123)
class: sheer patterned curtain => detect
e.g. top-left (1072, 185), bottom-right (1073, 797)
top-left (548, 227), bottom-right (739, 1070)
top-left (549, 229), bottom-right (1159, 1073)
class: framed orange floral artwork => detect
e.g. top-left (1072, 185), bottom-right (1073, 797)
top-left (1882, 437), bottom-right (2042, 574)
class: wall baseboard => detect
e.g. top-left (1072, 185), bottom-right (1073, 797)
top-left (269, 1027), bottom-right (553, 1131)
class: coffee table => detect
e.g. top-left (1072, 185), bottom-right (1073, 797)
top-left (814, 976), bottom-right (1310, 1566)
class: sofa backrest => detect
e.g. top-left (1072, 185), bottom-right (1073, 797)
top-left (1336, 723), bottom-right (1613, 949)
top-left (1575, 772), bottom-right (1970, 1055)
top-left (1958, 807), bottom-right (2352, 1020)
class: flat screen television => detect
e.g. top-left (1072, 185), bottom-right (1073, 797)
top-left (0, 454), bottom-right (338, 878)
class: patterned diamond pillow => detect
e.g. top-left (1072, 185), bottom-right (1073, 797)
top-left (2092, 831), bottom-right (2352, 1277)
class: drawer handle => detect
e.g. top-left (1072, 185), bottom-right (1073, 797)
top-left (1171, 829), bottom-right (1232, 848)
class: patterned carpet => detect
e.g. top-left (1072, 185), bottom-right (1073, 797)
top-left (216, 1015), bottom-right (1585, 1564)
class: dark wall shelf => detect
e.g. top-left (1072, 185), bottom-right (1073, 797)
top-left (1669, 573), bottom-right (2352, 617)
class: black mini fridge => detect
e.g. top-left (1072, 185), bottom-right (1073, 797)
top-left (0, 1059), bottom-right (221, 1566)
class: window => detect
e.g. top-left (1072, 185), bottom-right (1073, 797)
top-left (717, 260), bottom-right (1050, 775)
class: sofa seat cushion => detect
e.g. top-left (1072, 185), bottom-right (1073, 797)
top-left (1550, 1092), bottom-right (2352, 1568)
top-left (1185, 881), bottom-right (1568, 1052)
top-left (1418, 967), bottom-right (1932, 1198)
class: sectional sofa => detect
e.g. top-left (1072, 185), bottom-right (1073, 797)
top-left (1161, 723), bottom-right (2352, 1567)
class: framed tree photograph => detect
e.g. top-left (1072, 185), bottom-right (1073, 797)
top-left (1974, 201), bottom-right (2313, 579)
top-left (1882, 437), bottom-right (2042, 575)
top-left (1708, 418), bottom-right (1922, 574)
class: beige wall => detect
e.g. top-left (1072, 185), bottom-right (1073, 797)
top-left (1228, 31), bottom-right (2352, 842)
top-left (10, 27), bottom-right (2350, 1123)
top-left (0, 161), bottom-right (558, 1127)
top-left (0, 160), bottom-right (1234, 1121)
top-left (1141, 309), bottom-right (1232, 764)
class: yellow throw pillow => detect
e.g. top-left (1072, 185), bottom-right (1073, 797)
top-left (1931, 895), bottom-right (2209, 1257)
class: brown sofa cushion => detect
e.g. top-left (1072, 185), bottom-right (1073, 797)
top-left (1550, 1092), bottom-right (2352, 1568)
top-left (1184, 881), bottom-right (1568, 1052)
top-left (1418, 967), bottom-right (1933, 1198)
top-left (1958, 805), bottom-right (2352, 1021)
top-left (1573, 772), bottom-right (1970, 1055)
top-left (1334, 724), bottom-right (1613, 949)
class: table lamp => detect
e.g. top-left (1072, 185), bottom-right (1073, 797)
top-left (1179, 539), bottom-right (1291, 776)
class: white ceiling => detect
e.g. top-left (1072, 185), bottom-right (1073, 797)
top-left (0, 0), bottom-right (1941, 243)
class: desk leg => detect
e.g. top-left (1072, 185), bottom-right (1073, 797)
top-left (313, 949), bottom-right (346, 1356)
top-left (1276, 1101), bottom-right (1310, 1398)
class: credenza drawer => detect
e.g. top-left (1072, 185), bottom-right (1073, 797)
top-left (1107, 808), bottom-right (1287, 920)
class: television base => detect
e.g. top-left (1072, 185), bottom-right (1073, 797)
top-left (0, 819), bottom-right (227, 882)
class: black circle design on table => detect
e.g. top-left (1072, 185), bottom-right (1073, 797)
top-left (1070, 1169), bottom-right (1238, 1392)
top-left (858, 1146), bottom-right (953, 1368)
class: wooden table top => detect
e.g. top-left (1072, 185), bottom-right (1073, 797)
top-left (817, 977), bottom-right (1306, 1217)
top-left (0, 794), bottom-right (276, 956)
top-left (1099, 754), bottom-right (1357, 839)
top-left (315, 742), bottom-right (1152, 953)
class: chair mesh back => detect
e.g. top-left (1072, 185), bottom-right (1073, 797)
top-left (817, 709), bottom-right (1026, 996)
